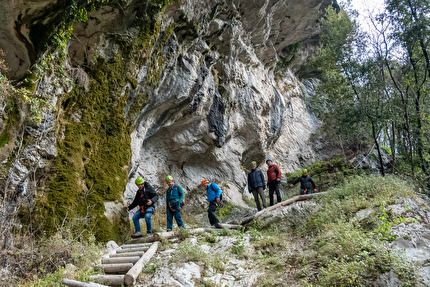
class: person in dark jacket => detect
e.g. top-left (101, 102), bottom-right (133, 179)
top-left (165, 175), bottom-right (185, 231)
top-left (124, 177), bottom-right (159, 238)
top-left (290, 169), bottom-right (317, 195)
top-left (247, 161), bottom-right (266, 211)
top-left (266, 158), bottom-right (282, 206)
top-left (201, 179), bottom-right (222, 228)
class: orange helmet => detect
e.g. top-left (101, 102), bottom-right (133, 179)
top-left (201, 179), bottom-right (209, 185)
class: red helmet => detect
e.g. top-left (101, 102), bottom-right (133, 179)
top-left (201, 179), bottom-right (209, 185)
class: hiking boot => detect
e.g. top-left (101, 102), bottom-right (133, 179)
top-left (131, 232), bottom-right (142, 238)
top-left (214, 222), bottom-right (222, 229)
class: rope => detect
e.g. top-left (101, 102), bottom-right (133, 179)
top-left (352, 143), bottom-right (376, 170)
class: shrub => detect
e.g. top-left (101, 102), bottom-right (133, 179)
top-left (4, 229), bottom-right (102, 286)
top-left (297, 175), bottom-right (418, 285)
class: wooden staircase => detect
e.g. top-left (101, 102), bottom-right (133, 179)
top-left (62, 241), bottom-right (159, 286)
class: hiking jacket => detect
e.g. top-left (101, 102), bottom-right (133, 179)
top-left (291, 175), bottom-right (316, 191)
top-left (128, 182), bottom-right (158, 210)
top-left (247, 168), bottom-right (266, 192)
top-left (166, 184), bottom-right (185, 205)
top-left (267, 164), bottom-right (282, 183)
top-left (207, 183), bottom-right (222, 203)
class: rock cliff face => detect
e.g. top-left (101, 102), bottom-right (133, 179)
top-left (0, 0), bottom-right (333, 245)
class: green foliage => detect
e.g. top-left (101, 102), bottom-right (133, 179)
top-left (285, 154), bottom-right (357, 193)
top-left (231, 233), bottom-right (245, 255)
top-left (298, 175), bottom-right (418, 285)
top-left (215, 203), bottom-right (233, 220)
top-left (373, 206), bottom-right (417, 242)
top-left (202, 231), bottom-right (218, 244)
top-left (171, 239), bottom-right (207, 263)
top-left (308, 175), bottom-right (414, 233)
top-left (142, 262), bottom-right (160, 274)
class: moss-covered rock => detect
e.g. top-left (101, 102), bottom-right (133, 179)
top-left (36, 54), bottom-right (132, 242)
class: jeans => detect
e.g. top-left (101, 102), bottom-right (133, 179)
top-left (269, 181), bottom-right (281, 206)
top-left (208, 201), bottom-right (220, 226)
top-left (251, 186), bottom-right (266, 211)
top-left (166, 202), bottom-right (184, 230)
top-left (132, 206), bottom-right (154, 233)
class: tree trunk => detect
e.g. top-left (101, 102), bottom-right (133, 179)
top-left (390, 120), bottom-right (396, 172)
top-left (372, 121), bottom-right (385, 176)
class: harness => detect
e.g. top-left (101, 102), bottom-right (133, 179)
top-left (139, 187), bottom-right (155, 214)
top-left (167, 184), bottom-right (185, 212)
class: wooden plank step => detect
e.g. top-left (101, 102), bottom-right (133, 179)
top-left (116, 247), bottom-right (148, 253)
top-left (102, 256), bottom-right (140, 264)
top-left (110, 251), bottom-right (144, 258)
top-left (103, 263), bottom-right (134, 274)
top-left (90, 275), bottom-right (125, 286)
top-left (62, 278), bottom-right (109, 287)
top-left (120, 243), bottom-right (152, 249)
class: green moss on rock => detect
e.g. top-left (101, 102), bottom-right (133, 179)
top-left (0, 99), bottom-right (19, 148)
top-left (35, 0), bottom-right (175, 243)
top-left (39, 55), bottom-right (132, 242)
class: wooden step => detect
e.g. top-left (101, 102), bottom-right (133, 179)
top-left (103, 263), bottom-right (134, 274)
top-left (62, 278), bottom-right (109, 287)
top-left (110, 251), bottom-right (144, 258)
top-left (120, 243), bottom-right (152, 249)
top-left (90, 275), bottom-right (125, 286)
top-left (116, 247), bottom-right (148, 253)
top-left (102, 256), bottom-right (140, 264)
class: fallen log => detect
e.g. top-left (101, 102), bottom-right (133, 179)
top-left (131, 225), bottom-right (238, 244)
top-left (124, 241), bottom-right (159, 286)
top-left (102, 256), bottom-right (140, 264)
top-left (240, 193), bottom-right (325, 225)
top-left (103, 263), bottom-right (134, 274)
top-left (89, 275), bottom-right (125, 286)
top-left (62, 279), bottom-right (109, 287)
top-left (216, 223), bottom-right (241, 229)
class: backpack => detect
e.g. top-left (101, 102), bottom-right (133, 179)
top-left (170, 184), bottom-right (186, 208)
top-left (209, 184), bottom-right (223, 201)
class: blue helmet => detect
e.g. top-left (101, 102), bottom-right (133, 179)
top-left (266, 158), bottom-right (272, 162)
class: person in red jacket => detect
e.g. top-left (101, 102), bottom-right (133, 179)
top-left (266, 158), bottom-right (282, 206)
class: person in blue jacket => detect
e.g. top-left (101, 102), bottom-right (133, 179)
top-left (201, 179), bottom-right (222, 228)
top-left (247, 161), bottom-right (266, 211)
top-left (165, 175), bottom-right (185, 231)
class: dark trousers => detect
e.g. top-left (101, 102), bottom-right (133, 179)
top-left (208, 201), bottom-right (220, 226)
top-left (166, 204), bottom-right (185, 231)
top-left (251, 186), bottom-right (266, 211)
top-left (269, 181), bottom-right (281, 206)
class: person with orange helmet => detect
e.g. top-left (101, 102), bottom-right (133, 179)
top-left (201, 179), bottom-right (222, 228)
